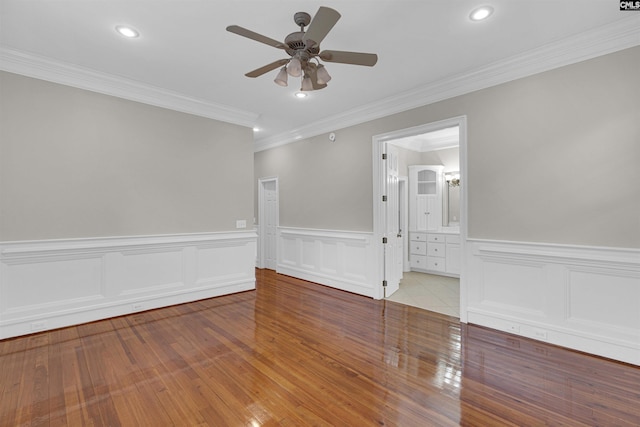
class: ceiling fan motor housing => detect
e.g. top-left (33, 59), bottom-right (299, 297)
top-left (284, 31), bottom-right (319, 57)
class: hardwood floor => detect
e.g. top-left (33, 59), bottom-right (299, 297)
top-left (1, 269), bottom-right (639, 426)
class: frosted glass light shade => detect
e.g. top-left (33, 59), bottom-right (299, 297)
top-left (301, 75), bottom-right (313, 91)
top-left (287, 57), bottom-right (302, 77)
top-left (316, 64), bottom-right (331, 84)
top-left (274, 67), bottom-right (288, 86)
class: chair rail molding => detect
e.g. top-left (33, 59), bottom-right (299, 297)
top-left (0, 231), bottom-right (257, 339)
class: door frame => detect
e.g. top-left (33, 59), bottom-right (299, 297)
top-left (257, 176), bottom-right (279, 269)
top-left (398, 176), bottom-right (410, 272)
top-left (372, 116), bottom-right (468, 321)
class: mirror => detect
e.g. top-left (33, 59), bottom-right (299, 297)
top-left (443, 172), bottom-right (460, 227)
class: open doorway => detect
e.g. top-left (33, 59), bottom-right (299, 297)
top-left (373, 116), bottom-right (467, 321)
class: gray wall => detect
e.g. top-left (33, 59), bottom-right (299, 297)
top-left (394, 145), bottom-right (422, 179)
top-left (421, 147), bottom-right (459, 173)
top-left (255, 46), bottom-right (640, 248)
top-left (253, 133), bottom-right (372, 231)
top-left (0, 72), bottom-right (254, 241)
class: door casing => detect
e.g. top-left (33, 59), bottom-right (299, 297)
top-left (372, 116), bottom-right (468, 322)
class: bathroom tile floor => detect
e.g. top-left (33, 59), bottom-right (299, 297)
top-left (385, 271), bottom-right (460, 318)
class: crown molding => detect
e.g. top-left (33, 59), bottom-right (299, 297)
top-left (2, 15), bottom-right (637, 150)
top-left (253, 15), bottom-right (640, 152)
top-left (0, 47), bottom-right (259, 128)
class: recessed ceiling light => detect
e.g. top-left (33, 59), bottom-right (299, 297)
top-left (115, 25), bottom-right (139, 38)
top-left (253, 127), bottom-right (260, 132)
top-left (469, 6), bottom-right (494, 21)
top-left (295, 92), bottom-right (307, 98)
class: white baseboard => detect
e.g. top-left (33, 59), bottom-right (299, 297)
top-left (0, 231), bottom-right (257, 339)
top-left (277, 227), bottom-right (377, 297)
top-left (465, 239), bottom-right (640, 366)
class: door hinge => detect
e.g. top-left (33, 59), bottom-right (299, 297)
top-left (382, 195), bottom-right (387, 202)
top-left (382, 153), bottom-right (387, 160)
top-left (382, 237), bottom-right (388, 244)
top-left (383, 280), bottom-right (388, 287)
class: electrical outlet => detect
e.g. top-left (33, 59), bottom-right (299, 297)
top-left (236, 220), bottom-right (247, 229)
top-left (31, 321), bottom-right (46, 331)
top-left (132, 303), bottom-right (144, 311)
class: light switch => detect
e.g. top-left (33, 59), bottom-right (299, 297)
top-left (236, 220), bottom-right (247, 229)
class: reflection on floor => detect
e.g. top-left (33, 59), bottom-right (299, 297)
top-left (385, 271), bottom-right (460, 318)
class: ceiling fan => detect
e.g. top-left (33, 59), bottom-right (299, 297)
top-left (226, 6), bottom-right (378, 91)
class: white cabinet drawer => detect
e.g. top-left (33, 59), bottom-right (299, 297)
top-left (427, 233), bottom-right (445, 243)
top-left (411, 255), bottom-right (427, 268)
top-left (446, 234), bottom-right (460, 244)
top-left (427, 257), bottom-right (446, 272)
top-left (410, 232), bottom-right (427, 242)
top-left (411, 241), bottom-right (427, 255)
top-left (427, 242), bottom-right (445, 257)
top-left (446, 244), bottom-right (461, 274)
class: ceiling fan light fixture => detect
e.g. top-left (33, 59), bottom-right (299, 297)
top-left (301, 74), bottom-right (314, 91)
top-left (469, 6), bottom-right (494, 21)
top-left (274, 66), bottom-right (288, 86)
top-left (316, 64), bottom-right (331, 85)
top-left (295, 92), bottom-right (308, 98)
top-left (287, 57), bottom-right (303, 77)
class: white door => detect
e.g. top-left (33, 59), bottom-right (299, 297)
top-left (259, 178), bottom-right (278, 270)
top-left (384, 144), bottom-right (402, 297)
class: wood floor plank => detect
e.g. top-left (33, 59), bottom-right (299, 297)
top-left (1, 269), bottom-right (639, 426)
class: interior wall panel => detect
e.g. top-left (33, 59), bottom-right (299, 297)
top-left (467, 239), bottom-right (640, 365)
top-left (0, 231), bottom-right (257, 339)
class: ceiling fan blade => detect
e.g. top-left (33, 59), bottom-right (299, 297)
top-left (226, 25), bottom-right (286, 49)
top-left (319, 50), bottom-right (378, 67)
top-left (302, 7), bottom-right (341, 47)
top-left (245, 59), bottom-right (289, 78)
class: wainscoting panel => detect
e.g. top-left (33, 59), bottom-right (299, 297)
top-left (277, 227), bottom-right (377, 298)
top-left (4, 255), bottom-right (104, 313)
top-left (0, 231), bottom-right (257, 339)
top-left (466, 239), bottom-right (640, 365)
top-left (120, 248), bottom-right (186, 296)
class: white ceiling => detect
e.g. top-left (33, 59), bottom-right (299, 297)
top-left (389, 126), bottom-right (460, 153)
top-left (1, 1), bottom-right (638, 150)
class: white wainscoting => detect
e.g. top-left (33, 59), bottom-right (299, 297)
top-left (466, 239), bottom-right (640, 366)
top-left (0, 231), bottom-right (257, 339)
top-left (277, 227), bottom-right (377, 298)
